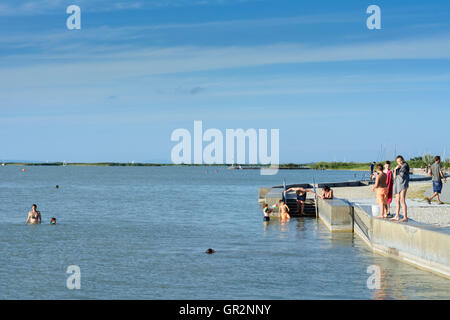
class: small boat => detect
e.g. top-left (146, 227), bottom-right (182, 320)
top-left (227, 164), bottom-right (242, 170)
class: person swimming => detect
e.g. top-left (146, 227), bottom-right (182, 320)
top-left (26, 204), bottom-right (41, 224)
top-left (205, 248), bottom-right (215, 254)
top-left (278, 200), bottom-right (290, 222)
top-left (50, 217), bottom-right (56, 225)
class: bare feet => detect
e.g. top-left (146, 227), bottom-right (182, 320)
top-left (399, 217), bottom-right (408, 223)
top-left (375, 215), bottom-right (385, 219)
top-left (438, 202), bottom-right (444, 205)
top-left (390, 216), bottom-right (400, 221)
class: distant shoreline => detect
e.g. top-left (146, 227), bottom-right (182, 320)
top-left (2, 160), bottom-right (446, 170)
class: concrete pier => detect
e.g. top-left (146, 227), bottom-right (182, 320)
top-left (352, 206), bottom-right (450, 279)
top-left (317, 198), bottom-right (353, 232)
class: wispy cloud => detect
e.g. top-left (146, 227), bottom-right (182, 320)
top-left (2, 33), bottom-right (450, 87)
top-left (0, 0), bottom-right (255, 16)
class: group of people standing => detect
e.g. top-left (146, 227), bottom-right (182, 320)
top-left (371, 155), bottom-right (410, 222)
top-left (372, 155), bottom-right (447, 223)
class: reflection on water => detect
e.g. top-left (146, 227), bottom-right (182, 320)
top-left (262, 216), bottom-right (450, 300)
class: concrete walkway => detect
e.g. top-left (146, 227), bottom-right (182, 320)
top-left (332, 181), bottom-right (450, 227)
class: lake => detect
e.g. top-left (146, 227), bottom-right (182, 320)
top-left (0, 166), bottom-right (449, 299)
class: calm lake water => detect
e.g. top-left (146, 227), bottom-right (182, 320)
top-left (0, 166), bottom-right (449, 299)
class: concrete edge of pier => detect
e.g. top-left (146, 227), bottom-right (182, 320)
top-left (318, 198), bottom-right (450, 279)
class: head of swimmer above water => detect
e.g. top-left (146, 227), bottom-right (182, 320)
top-left (50, 217), bottom-right (56, 225)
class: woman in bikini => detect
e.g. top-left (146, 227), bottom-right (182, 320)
top-left (26, 204), bottom-right (42, 224)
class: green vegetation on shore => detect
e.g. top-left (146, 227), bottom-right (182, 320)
top-left (307, 162), bottom-right (370, 170)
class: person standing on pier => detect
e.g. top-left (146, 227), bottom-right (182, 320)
top-left (384, 161), bottom-right (394, 217)
top-left (391, 156), bottom-right (410, 222)
top-left (285, 187), bottom-right (314, 215)
top-left (372, 164), bottom-right (388, 219)
top-left (370, 162), bottom-right (376, 180)
top-left (427, 156), bottom-right (447, 204)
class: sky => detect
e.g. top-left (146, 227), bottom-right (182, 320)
top-left (0, 0), bottom-right (449, 163)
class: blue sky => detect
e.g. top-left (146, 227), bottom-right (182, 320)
top-left (1, 0), bottom-right (449, 163)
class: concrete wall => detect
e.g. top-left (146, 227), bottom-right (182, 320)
top-left (353, 207), bottom-right (450, 279)
top-left (316, 198), bottom-right (450, 279)
top-left (258, 187), bottom-right (272, 202)
top-left (317, 198), bottom-right (353, 232)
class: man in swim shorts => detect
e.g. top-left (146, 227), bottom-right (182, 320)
top-left (427, 156), bottom-right (447, 204)
top-left (285, 187), bottom-right (313, 214)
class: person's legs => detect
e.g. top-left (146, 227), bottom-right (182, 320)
top-left (391, 194), bottom-right (401, 220)
top-left (296, 200), bottom-right (300, 213)
top-left (375, 192), bottom-right (384, 218)
top-left (428, 192), bottom-right (437, 202)
top-left (436, 181), bottom-right (443, 204)
top-left (301, 201), bottom-right (305, 214)
top-left (399, 188), bottom-right (408, 222)
top-left (383, 203), bottom-right (388, 218)
top-left (377, 203), bottom-right (385, 218)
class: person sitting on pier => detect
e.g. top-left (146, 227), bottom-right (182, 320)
top-left (285, 187), bottom-right (313, 214)
top-left (278, 200), bottom-right (290, 222)
top-left (317, 186), bottom-right (334, 199)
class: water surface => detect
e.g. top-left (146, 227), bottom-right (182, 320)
top-left (0, 166), bottom-right (449, 299)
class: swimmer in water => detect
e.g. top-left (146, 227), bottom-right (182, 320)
top-left (279, 200), bottom-right (290, 222)
top-left (205, 248), bottom-right (215, 254)
top-left (263, 204), bottom-right (272, 221)
top-left (26, 204), bottom-right (41, 224)
top-left (50, 217), bottom-right (56, 225)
